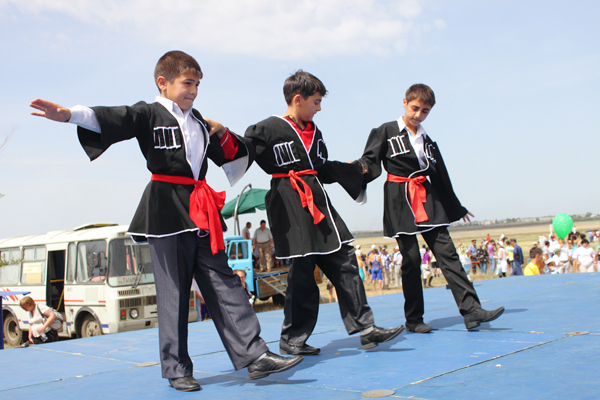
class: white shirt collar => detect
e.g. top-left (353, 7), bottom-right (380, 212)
top-left (155, 96), bottom-right (192, 118)
top-left (397, 116), bottom-right (427, 139)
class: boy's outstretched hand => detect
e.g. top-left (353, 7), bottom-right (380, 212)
top-left (30, 99), bottom-right (72, 122)
top-left (462, 211), bottom-right (475, 222)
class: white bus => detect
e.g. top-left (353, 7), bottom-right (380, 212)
top-left (1, 223), bottom-right (196, 346)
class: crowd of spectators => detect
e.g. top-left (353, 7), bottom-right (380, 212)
top-left (457, 229), bottom-right (600, 277)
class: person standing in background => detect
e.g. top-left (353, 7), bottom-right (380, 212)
top-left (253, 220), bottom-right (274, 272)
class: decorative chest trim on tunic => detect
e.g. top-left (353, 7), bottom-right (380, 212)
top-left (273, 141), bottom-right (301, 166)
top-left (153, 126), bottom-right (182, 149)
top-left (388, 135), bottom-right (410, 157)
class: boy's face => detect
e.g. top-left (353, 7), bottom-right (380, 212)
top-left (295, 93), bottom-right (323, 122)
top-left (402, 98), bottom-right (432, 133)
top-left (158, 72), bottom-right (201, 111)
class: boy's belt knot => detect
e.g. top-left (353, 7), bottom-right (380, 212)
top-left (272, 169), bottom-right (324, 224)
top-left (387, 174), bottom-right (429, 223)
top-left (151, 174), bottom-right (226, 254)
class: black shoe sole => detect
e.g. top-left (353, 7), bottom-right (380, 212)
top-left (248, 356), bottom-right (304, 380)
top-left (361, 326), bottom-right (405, 350)
top-left (169, 380), bottom-right (201, 391)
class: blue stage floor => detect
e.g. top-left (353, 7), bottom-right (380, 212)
top-left (1, 273), bottom-right (599, 399)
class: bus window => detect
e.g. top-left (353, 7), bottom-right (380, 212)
top-left (22, 246), bottom-right (46, 285)
top-left (107, 238), bottom-right (155, 287)
top-left (76, 240), bottom-right (107, 283)
top-left (66, 242), bottom-right (76, 283)
top-left (0, 248), bottom-right (21, 285)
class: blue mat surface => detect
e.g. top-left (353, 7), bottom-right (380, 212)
top-left (1, 273), bottom-right (598, 399)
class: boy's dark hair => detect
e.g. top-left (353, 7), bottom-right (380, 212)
top-left (283, 70), bottom-right (328, 105)
top-left (154, 51), bottom-right (203, 90)
top-left (405, 84), bottom-right (436, 107)
top-left (530, 247), bottom-right (543, 258)
top-left (582, 238), bottom-right (589, 244)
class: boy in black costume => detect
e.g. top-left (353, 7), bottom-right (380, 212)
top-left (30, 50), bottom-right (303, 392)
top-left (245, 70), bottom-right (403, 355)
top-left (359, 84), bottom-right (504, 333)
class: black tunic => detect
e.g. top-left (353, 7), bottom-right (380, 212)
top-left (245, 116), bottom-right (363, 258)
top-left (76, 101), bottom-right (253, 242)
top-left (359, 120), bottom-right (468, 238)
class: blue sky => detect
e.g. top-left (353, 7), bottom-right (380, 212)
top-left (1, 0), bottom-right (598, 239)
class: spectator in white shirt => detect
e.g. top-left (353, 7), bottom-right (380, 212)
top-left (573, 239), bottom-right (595, 272)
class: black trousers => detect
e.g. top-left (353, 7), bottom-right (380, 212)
top-left (280, 244), bottom-right (375, 346)
top-left (149, 233), bottom-right (268, 379)
top-left (396, 227), bottom-right (480, 324)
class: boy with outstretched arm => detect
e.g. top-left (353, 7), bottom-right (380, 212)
top-left (359, 84), bottom-right (504, 333)
top-left (30, 50), bottom-right (302, 392)
top-left (244, 70), bottom-right (403, 356)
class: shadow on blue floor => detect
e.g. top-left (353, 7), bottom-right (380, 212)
top-left (1, 273), bottom-right (599, 399)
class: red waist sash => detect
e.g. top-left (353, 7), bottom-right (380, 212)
top-left (272, 169), bottom-right (324, 224)
top-left (151, 174), bottom-right (226, 254)
top-left (387, 174), bottom-right (429, 223)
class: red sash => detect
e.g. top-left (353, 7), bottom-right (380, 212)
top-left (272, 170), bottom-right (324, 224)
top-left (151, 174), bottom-right (226, 254)
top-left (387, 174), bottom-right (429, 223)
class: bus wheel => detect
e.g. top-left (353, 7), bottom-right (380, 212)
top-left (3, 313), bottom-right (23, 347)
top-left (272, 294), bottom-right (286, 307)
top-left (81, 315), bottom-right (102, 338)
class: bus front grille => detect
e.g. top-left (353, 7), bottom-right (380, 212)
top-left (120, 297), bottom-right (142, 308)
top-left (118, 289), bottom-right (140, 296)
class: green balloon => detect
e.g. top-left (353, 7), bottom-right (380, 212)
top-left (553, 214), bottom-right (573, 239)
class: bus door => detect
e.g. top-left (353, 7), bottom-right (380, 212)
top-left (46, 248), bottom-right (66, 313)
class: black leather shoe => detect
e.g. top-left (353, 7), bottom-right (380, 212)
top-left (247, 351), bottom-right (304, 380)
top-left (464, 307), bottom-right (505, 330)
top-left (406, 322), bottom-right (433, 333)
top-left (360, 325), bottom-right (404, 350)
top-left (168, 376), bottom-right (201, 391)
top-left (279, 340), bottom-right (321, 355)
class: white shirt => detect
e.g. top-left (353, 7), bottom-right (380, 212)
top-left (69, 96), bottom-right (206, 180)
top-left (573, 246), bottom-right (595, 267)
top-left (393, 251), bottom-right (403, 266)
top-left (558, 245), bottom-right (570, 262)
top-left (397, 117), bottom-right (427, 169)
top-left (253, 227), bottom-right (273, 243)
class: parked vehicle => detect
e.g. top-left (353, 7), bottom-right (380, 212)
top-left (225, 236), bottom-right (287, 306)
top-left (1, 224), bottom-right (196, 346)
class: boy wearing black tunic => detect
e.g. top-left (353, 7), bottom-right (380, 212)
top-left (30, 51), bottom-right (302, 392)
top-left (245, 70), bottom-right (403, 355)
top-left (359, 84), bottom-right (504, 333)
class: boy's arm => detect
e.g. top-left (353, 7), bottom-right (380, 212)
top-left (357, 126), bottom-right (386, 185)
top-left (428, 141), bottom-right (471, 222)
top-left (318, 160), bottom-right (365, 201)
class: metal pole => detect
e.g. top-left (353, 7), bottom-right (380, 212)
top-left (233, 183), bottom-right (252, 235)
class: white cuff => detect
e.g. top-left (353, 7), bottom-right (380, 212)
top-left (355, 189), bottom-right (367, 205)
top-left (222, 155), bottom-right (250, 187)
top-left (68, 105), bottom-right (101, 133)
